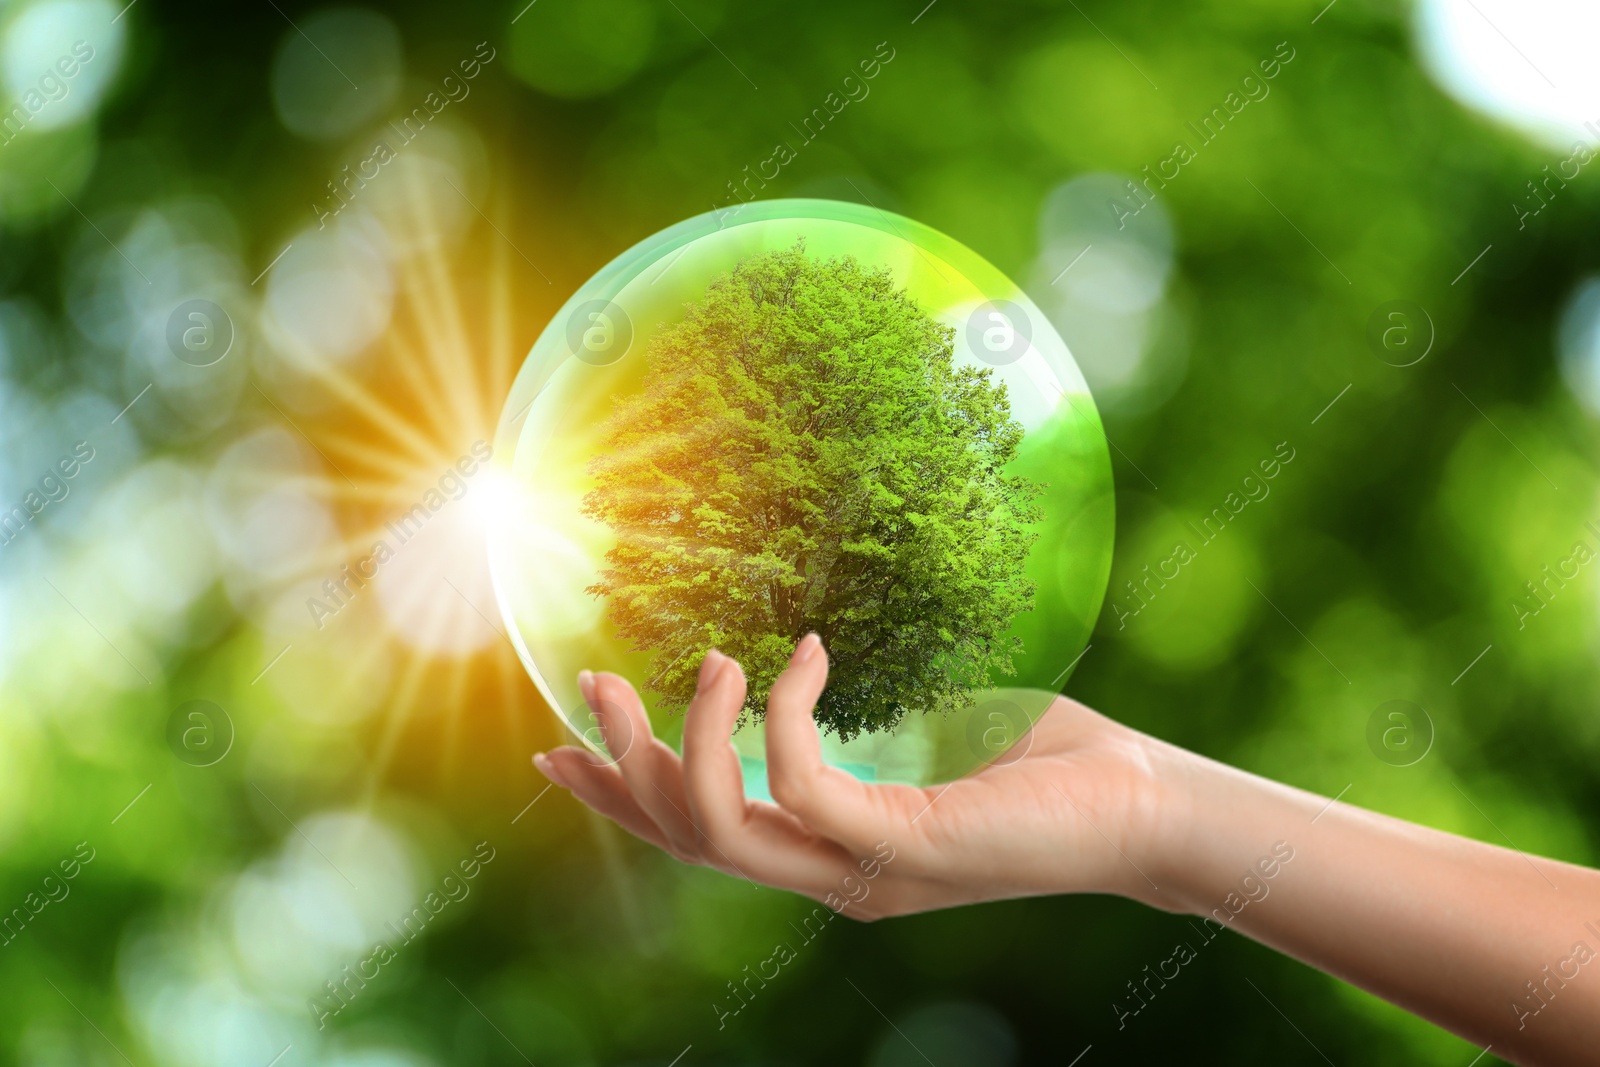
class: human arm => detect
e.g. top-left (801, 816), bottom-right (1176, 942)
top-left (533, 634), bottom-right (1600, 1064)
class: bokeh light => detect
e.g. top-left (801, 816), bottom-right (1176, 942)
top-left (1415, 0), bottom-right (1600, 151)
top-left (0, 0), bottom-right (125, 131)
top-left (1557, 274), bottom-right (1600, 418)
top-left (1030, 172), bottom-right (1185, 416)
top-left (270, 7), bottom-right (402, 141)
top-left (261, 217), bottom-right (395, 370)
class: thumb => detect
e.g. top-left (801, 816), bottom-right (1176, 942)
top-left (764, 635), bottom-right (897, 856)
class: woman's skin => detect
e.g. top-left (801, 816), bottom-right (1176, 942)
top-left (533, 634), bottom-right (1600, 1065)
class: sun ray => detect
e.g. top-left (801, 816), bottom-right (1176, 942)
top-left (387, 279), bottom-right (473, 438)
top-left (361, 606), bottom-right (452, 801)
top-left (394, 181), bottom-right (482, 438)
top-left (394, 273), bottom-right (481, 444)
top-left (381, 328), bottom-right (463, 444)
top-left (291, 355), bottom-right (453, 468)
top-left (271, 150), bottom-right (551, 808)
top-left (306, 476), bottom-right (437, 505)
top-left (415, 179), bottom-right (490, 437)
top-left (318, 431), bottom-right (455, 484)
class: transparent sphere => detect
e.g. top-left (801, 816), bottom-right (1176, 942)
top-left (489, 200), bottom-right (1113, 796)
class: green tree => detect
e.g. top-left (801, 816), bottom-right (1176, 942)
top-left (584, 243), bottom-right (1042, 739)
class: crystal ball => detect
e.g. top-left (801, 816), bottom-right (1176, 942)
top-left (489, 199), bottom-right (1112, 796)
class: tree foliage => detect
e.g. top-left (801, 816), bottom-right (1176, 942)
top-left (584, 242), bottom-right (1042, 739)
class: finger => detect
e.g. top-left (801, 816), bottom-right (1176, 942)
top-left (765, 634), bottom-right (923, 856)
top-left (680, 649), bottom-right (749, 846)
top-left (585, 670), bottom-right (700, 857)
top-left (681, 649), bottom-right (859, 890)
top-left (535, 748), bottom-right (675, 853)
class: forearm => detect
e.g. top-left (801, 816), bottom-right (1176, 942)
top-left (1142, 744), bottom-right (1600, 1064)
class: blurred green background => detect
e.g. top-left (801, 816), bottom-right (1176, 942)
top-left (1, 0), bottom-right (1596, 1063)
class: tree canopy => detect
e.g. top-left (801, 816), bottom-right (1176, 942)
top-left (583, 242), bottom-right (1042, 739)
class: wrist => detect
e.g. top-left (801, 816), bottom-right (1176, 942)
top-left (1122, 733), bottom-right (1211, 912)
top-left (1136, 737), bottom-right (1310, 917)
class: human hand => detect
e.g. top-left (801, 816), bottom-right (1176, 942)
top-left (535, 634), bottom-right (1600, 1060)
top-left (533, 634), bottom-right (1190, 917)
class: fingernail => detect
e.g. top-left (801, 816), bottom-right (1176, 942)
top-left (533, 752), bottom-right (563, 785)
top-left (697, 649), bottom-right (726, 695)
top-left (791, 633), bottom-right (821, 665)
top-left (577, 669), bottom-right (596, 706)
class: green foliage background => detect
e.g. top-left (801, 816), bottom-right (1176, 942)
top-left (0, 0), bottom-right (1595, 1064)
